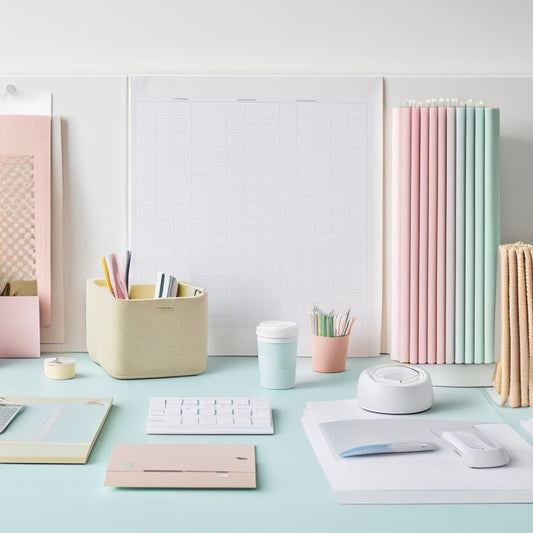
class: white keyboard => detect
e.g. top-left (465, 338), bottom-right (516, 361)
top-left (147, 397), bottom-right (273, 435)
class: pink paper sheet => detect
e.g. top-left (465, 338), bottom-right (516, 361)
top-left (0, 115), bottom-right (51, 327)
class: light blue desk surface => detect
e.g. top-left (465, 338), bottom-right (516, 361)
top-left (1, 354), bottom-right (533, 533)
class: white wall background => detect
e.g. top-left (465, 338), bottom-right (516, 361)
top-left (3, 0), bottom-right (533, 76)
top-left (1, 0), bottom-right (533, 352)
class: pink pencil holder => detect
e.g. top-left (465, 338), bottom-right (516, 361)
top-left (311, 334), bottom-right (350, 373)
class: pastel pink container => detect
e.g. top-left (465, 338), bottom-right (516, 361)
top-left (311, 335), bottom-right (349, 373)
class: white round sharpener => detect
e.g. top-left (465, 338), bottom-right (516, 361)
top-left (357, 364), bottom-right (434, 414)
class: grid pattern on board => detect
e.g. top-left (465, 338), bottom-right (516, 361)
top-left (131, 99), bottom-right (370, 352)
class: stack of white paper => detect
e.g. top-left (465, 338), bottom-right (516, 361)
top-left (301, 399), bottom-right (533, 504)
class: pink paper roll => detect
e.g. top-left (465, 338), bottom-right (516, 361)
top-left (427, 106), bottom-right (438, 364)
top-left (399, 107), bottom-right (411, 363)
top-left (390, 108), bottom-right (401, 361)
top-left (418, 106), bottom-right (430, 364)
top-left (436, 107), bottom-right (447, 364)
top-left (409, 107), bottom-right (420, 364)
top-left (445, 107), bottom-right (456, 364)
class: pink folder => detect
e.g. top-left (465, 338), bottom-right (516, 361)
top-left (0, 115), bottom-right (51, 327)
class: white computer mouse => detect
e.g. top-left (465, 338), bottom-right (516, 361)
top-left (440, 430), bottom-right (509, 468)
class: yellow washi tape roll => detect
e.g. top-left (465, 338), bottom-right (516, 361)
top-left (44, 357), bottom-right (76, 380)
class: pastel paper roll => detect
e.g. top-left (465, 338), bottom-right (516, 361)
top-left (484, 108), bottom-right (500, 363)
top-left (399, 107), bottom-right (411, 363)
top-left (455, 106), bottom-right (466, 364)
top-left (418, 106), bottom-right (430, 364)
top-left (516, 248), bottom-right (529, 406)
top-left (445, 107), bottom-right (456, 364)
top-left (464, 106), bottom-right (476, 364)
top-left (390, 108), bottom-right (401, 362)
top-left (409, 107), bottom-right (420, 364)
top-left (474, 107), bottom-right (485, 364)
top-left (427, 106), bottom-right (438, 364)
top-left (436, 106), bottom-right (447, 364)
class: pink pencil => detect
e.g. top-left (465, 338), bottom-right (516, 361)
top-left (347, 318), bottom-right (356, 336)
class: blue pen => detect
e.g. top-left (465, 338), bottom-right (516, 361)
top-left (339, 441), bottom-right (437, 458)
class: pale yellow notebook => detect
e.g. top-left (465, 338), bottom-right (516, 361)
top-left (0, 396), bottom-right (112, 463)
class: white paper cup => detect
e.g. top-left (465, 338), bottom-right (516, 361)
top-left (256, 320), bottom-right (298, 389)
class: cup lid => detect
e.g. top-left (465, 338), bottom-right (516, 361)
top-left (256, 320), bottom-right (298, 339)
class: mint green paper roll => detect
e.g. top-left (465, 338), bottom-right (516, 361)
top-left (484, 108), bottom-right (500, 363)
top-left (445, 107), bottom-right (456, 364)
top-left (474, 107), bottom-right (485, 364)
top-left (464, 106), bottom-right (475, 364)
top-left (455, 106), bottom-right (466, 364)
